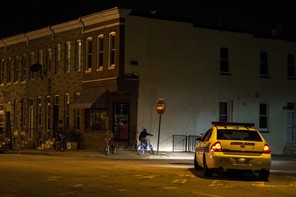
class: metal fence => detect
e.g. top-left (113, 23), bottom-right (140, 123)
top-left (172, 135), bottom-right (198, 152)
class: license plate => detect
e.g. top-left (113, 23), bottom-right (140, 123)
top-left (236, 158), bottom-right (248, 164)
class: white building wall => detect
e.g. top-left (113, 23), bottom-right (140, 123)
top-left (124, 15), bottom-right (296, 154)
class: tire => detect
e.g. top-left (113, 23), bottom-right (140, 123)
top-left (55, 143), bottom-right (59, 151)
top-left (203, 155), bottom-right (213, 177)
top-left (59, 143), bottom-right (66, 152)
top-left (137, 145), bottom-right (145, 156)
top-left (149, 145), bottom-right (154, 155)
top-left (194, 154), bottom-right (202, 170)
top-left (112, 146), bottom-right (117, 154)
top-left (258, 169), bottom-right (270, 181)
top-left (105, 146), bottom-right (110, 156)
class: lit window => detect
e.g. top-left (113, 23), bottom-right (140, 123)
top-left (75, 40), bottom-right (82, 72)
top-left (86, 37), bottom-right (92, 71)
top-left (97, 35), bottom-right (104, 70)
top-left (55, 44), bottom-right (60, 74)
top-left (109, 32), bottom-right (116, 69)
top-left (65, 42), bottom-right (71, 73)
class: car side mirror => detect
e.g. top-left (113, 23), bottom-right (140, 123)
top-left (196, 133), bottom-right (203, 141)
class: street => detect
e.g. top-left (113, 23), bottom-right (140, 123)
top-left (0, 152), bottom-right (296, 197)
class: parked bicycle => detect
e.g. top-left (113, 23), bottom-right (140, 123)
top-left (55, 133), bottom-right (67, 152)
top-left (137, 128), bottom-right (154, 156)
top-left (104, 129), bottom-right (117, 156)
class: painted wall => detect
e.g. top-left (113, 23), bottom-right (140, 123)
top-left (124, 15), bottom-right (296, 154)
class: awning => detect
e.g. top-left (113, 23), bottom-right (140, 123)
top-left (70, 89), bottom-right (108, 110)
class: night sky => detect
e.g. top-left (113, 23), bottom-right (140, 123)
top-left (1, 0), bottom-right (296, 40)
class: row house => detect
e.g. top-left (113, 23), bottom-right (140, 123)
top-left (0, 7), bottom-right (296, 154)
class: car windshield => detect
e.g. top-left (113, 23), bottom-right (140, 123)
top-left (217, 129), bottom-right (262, 141)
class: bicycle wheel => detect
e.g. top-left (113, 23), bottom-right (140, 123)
top-left (105, 145), bottom-right (110, 156)
top-left (150, 145), bottom-right (154, 155)
top-left (136, 145), bottom-right (145, 156)
top-left (112, 145), bottom-right (117, 154)
top-left (59, 143), bottom-right (66, 152)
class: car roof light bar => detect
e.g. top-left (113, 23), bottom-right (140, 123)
top-left (212, 121), bottom-right (255, 127)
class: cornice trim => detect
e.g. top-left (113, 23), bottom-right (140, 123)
top-left (0, 7), bottom-right (131, 48)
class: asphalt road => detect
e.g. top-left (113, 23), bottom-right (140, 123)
top-left (1, 150), bottom-right (296, 197)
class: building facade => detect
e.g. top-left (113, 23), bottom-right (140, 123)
top-left (0, 7), bottom-right (296, 154)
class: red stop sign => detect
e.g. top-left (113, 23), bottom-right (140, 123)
top-left (156, 98), bottom-right (166, 114)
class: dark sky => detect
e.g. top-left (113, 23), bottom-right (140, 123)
top-left (1, 0), bottom-right (296, 40)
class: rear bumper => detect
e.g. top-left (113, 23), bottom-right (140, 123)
top-left (206, 152), bottom-right (271, 171)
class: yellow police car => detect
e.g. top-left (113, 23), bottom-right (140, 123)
top-left (194, 121), bottom-right (271, 180)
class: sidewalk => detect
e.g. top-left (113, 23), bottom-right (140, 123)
top-left (1, 148), bottom-right (195, 160)
top-left (2, 148), bottom-right (296, 161)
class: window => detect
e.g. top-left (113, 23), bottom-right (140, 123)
top-left (21, 54), bottom-right (27, 81)
top-left (46, 48), bottom-right (52, 78)
top-left (85, 109), bottom-right (106, 130)
top-left (7, 58), bottom-right (11, 83)
top-left (219, 100), bottom-right (232, 122)
top-left (46, 96), bottom-right (51, 132)
top-left (29, 52), bottom-right (34, 80)
top-left (28, 98), bottom-right (34, 138)
top-left (260, 51), bottom-right (269, 77)
top-left (0, 59), bottom-right (5, 84)
top-left (74, 93), bottom-right (80, 129)
top-left (220, 47), bottom-right (229, 74)
top-left (86, 37), bottom-right (92, 71)
top-left (64, 94), bottom-right (70, 130)
top-left (37, 97), bottom-right (42, 131)
top-left (75, 40), bottom-right (82, 72)
top-left (259, 103), bottom-right (269, 131)
top-left (287, 54), bottom-right (295, 79)
top-left (109, 32), bottom-right (116, 68)
top-left (14, 56), bottom-right (19, 82)
top-left (65, 42), bottom-right (71, 73)
top-left (55, 44), bottom-right (60, 74)
top-left (97, 35), bottom-right (104, 70)
top-left (13, 99), bottom-right (18, 132)
top-left (38, 50), bottom-right (43, 79)
top-left (21, 98), bottom-right (27, 131)
top-left (113, 103), bottom-right (129, 140)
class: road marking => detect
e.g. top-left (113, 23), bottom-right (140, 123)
top-left (172, 179), bottom-right (187, 184)
top-left (46, 176), bottom-right (61, 182)
top-left (191, 191), bottom-right (222, 197)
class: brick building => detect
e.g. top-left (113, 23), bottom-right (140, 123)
top-left (1, 7), bottom-right (296, 154)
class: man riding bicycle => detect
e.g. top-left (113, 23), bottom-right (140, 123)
top-left (138, 128), bottom-right (153, 148)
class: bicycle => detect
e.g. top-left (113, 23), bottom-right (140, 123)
top-left (136, 136), bottom-right (154, 156)
top-left (104, 137), bottom-right (117, 156)
top-left (55, 134), bottom-right (67, 152)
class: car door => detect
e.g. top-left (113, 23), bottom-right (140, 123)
top-left (196, 129), bottom-right (213, 166)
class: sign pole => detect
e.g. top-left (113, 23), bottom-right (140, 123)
top-left (155, 97), bottom-right (165, 155)
top-left (157, 113), bottom-right (162, 155)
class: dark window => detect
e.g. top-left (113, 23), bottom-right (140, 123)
top-left (220, 47), bottom-right (229, 73)
top-left (288, 54), bottom-right (295, 78)
top-left (217, 129), bottom-right (262, 141)
top-left (259, 103), bottom-right (268, 130)
top-left (219, 102), bottom-right (228, 122)
top-left (260, 51), bottom-right (269, 76)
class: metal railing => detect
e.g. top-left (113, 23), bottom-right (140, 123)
top-left (172, 135), bottom-right (198, 152)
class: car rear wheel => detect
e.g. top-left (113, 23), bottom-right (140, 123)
top-left (258, 169), bottom-right (270, 181)
top-left (203, 155), bottom-right (213, 177)
top-left (194, 154), bottom-right (202, 170)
